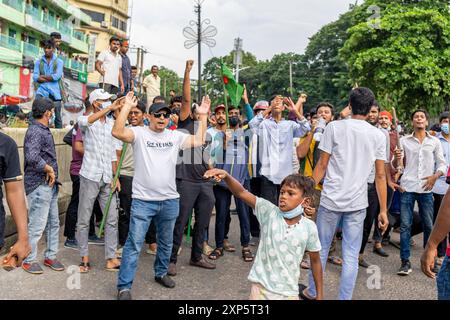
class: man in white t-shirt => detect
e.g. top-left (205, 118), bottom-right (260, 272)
top-left (301, 87), bottom-right (389, 301)
top-left (112, 92), bottom-right (211, 300)
top-left (96, 36), bottom-right (125, 94)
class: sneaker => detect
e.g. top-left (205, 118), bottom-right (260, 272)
top-left (190, 258), bottom-right (216, 269)
top-left (22, 262), bottom-right (44, 275)
top-left (397, 260), bottom-right (412, 276)
top-left (64, 238), bottom-right (79, 250)
top-left (155, 275), bottom-right (176, 288)
top-left (88, 235), bottom-right (105, 245)
top-left (44, 259), bottom-right (65, 271)
top-left (117, 289), bottom-right (132, 300)
top-left (168, 262), bottom-right (177, 276)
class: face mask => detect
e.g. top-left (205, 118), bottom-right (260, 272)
top-left (281, 200), bottom-right (305, 219)
top-left (229, 116), bottom-right (240, 127)
top-left (98, 101), bottom-right (112, 110)
top-left (441, 124), bottom-right (449, 135)
top-left (143, 118), bottom-right (149, 126)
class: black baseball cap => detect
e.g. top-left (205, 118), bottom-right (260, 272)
top-left (150, 102), bottom-right (171, 114)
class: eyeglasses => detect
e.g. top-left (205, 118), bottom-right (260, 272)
top-left (152, 112), bottom-right (170, 119)
top-left (129, 111), bottom-right (142, 116)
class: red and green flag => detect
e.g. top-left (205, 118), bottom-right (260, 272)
top-left (221, 62), bottom-right (244, 107)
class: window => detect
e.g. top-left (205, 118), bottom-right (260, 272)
top-left (81, 9), bottom-right (105, 23)
top-left (111, 16), bottom-right (119, 29)
top-left (119, 20), bottom-right (127, 32)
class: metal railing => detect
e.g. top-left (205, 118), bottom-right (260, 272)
top-left (23, 42), bottom-right (40, 58)
top-left (2, 0), bottom-right (24, 12)
top-left (0, 34), bottom-right (21, 52)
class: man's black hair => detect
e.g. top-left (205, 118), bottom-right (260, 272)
top-left (411, 109), bottom-right (429, 121)
top-left (170, 96), bottom-right (182, 105)
top-left (16, 111), bottom-right (27, 121)
top-left (439, 111), bottom-right (449, 123)
top-left (431, 123), bottom-right (441, 132)
top-left (110, 36), bottom-right (120, 44)
top-left (43, 39), bottom-right (55, 49)
top-left (349, 87), bottom-right (375, 116)
top-left (151, 65), bottom-right (158, 70)
top-left (315, 102), bottom-right (334, 115)
top-left (32, 97), bottom-right (54, 119)
top-left (228, 106), bottom-right (241, 114)
top-left (131, 66), bottom-right (138, 70)
top-left (153, 96), bottom-right (165, 104)
top-left (269, 94), bottom-right (282, 105)
top-left (372, 100), bottom-right (380, 111)
top-left (50, 32), bottom-right (61, 39)
top-left (136, 100), bottom-right (147, 114)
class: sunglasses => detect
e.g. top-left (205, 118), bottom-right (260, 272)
top-left (152, 112), bottom-right (170, 119)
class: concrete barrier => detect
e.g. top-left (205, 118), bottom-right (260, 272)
top-left (1, 127), bottom-right (73, 254)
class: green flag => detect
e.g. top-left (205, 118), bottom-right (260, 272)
top-left (221, 62), bottom-right (244, 107)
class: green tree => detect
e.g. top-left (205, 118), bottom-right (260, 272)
top-left (340, 0), bottom-right (450, 119)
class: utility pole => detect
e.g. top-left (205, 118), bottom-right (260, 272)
top-left (289, 60), bottom-right (293, 97)
top-left (234, 38), bottom-right (243, 83)
top-left (196, 4), bottom-right (202, 103)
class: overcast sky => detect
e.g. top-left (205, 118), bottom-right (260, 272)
top-left (129, 0), bottom-right (353, 77)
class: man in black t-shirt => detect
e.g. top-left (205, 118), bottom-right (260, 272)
top-left (0, 132), bottom-right (31, 268)
top-left (168, 60), bottom-right (216, 276)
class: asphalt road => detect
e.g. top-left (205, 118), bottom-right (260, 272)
top-left (0, 215), bottom-right (438, 300)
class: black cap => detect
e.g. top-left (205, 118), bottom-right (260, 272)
top-left (149, 102), bottom-right (171, 114)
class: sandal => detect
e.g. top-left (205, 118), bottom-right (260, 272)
top-left (301, 260), bottom-right (310, 269)
top-left (328, 255), bottom-right (343, 266)
top-left (298, 284), bottom-right (316, 301)
top-left (223, 240), bottom-right (236, 252)
top-left (105, 264), bottom-right (121, 272)
top-left (79, 262), bottom-right (91, 273)
top-left (242, 248), bottom-right (254, 262)
top-left (208, 248), bottom-right (224, 260)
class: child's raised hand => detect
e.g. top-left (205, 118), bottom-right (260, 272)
top-left (204, 169), bottom-right (228, 183)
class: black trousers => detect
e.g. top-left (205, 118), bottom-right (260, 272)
top-left (64, 174), bottom-right (98, 239)
top-left (249, 177), bottom-right (262, 237)
top-left (118, 175), bottom-right (133, 246)
top-left (361, 183), bottom-right (396, 254)
top-left (170, 180), bottom-right (215, 263)
top-left (260, 176), bottom-right (280, 205)
top-left (145, 222), bottom-right (157, 244)
top-left (433, 193), bottom-right (450, 258)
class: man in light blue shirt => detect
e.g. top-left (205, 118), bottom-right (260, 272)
top-left (432, 111), bottom-right (450, 265)
top-left (249, 95), bottom-right (310, 205)
top-left (33, 39), bottom-right (64, 128)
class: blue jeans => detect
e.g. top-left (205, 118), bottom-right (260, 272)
top-left (307, 205), bottom-right (366, 300)
top-left (437, 255), bottom-right (450, 300)
top-left (117, 198), bottom-right (179, 290)
top-left (24, 184), bottom-right (59, 263)
top-left (400, 192), bottom-right (434, 261)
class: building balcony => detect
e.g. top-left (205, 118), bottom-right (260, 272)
top-left (0, 33), bottom-right (21, 52)
top-left (0, 0), bottom-right (26, 27)
top-left (22, 42), bottom-right (41, 59)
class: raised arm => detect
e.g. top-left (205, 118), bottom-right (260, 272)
top-left (242, 84), bottom-right (254, 121)
top-left (112, 92), bottom-right (137, 143)
top-left (204, 169), bottom-right (256, 209)
top-left (182, 95), bottom-right (211, 149)
top-left (180, 60), bottom-right (194, 122)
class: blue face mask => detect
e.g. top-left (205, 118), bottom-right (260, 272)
top-left (143, 118), bottom-right (150, 126)
top-left (441, 123), bottom-right (449, 135)
top-left (281, 200), bottom-right (305, 219)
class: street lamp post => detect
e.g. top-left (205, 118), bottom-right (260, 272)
top-left (183, 1), bottom-right (217, 102)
